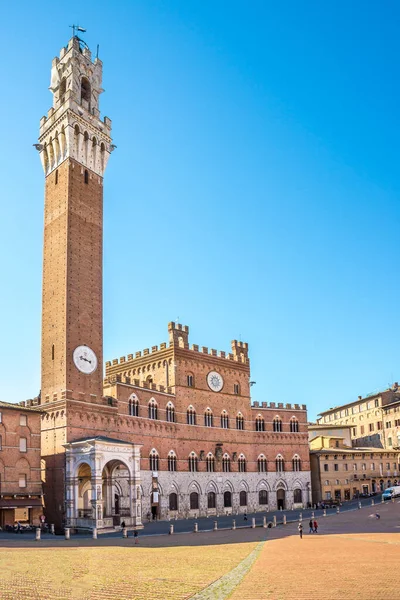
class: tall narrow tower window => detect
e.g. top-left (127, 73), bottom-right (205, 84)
top-left (81, 77), bottom-right (91, 109)
top-left (59, 78), bottom-right (66, 101)
top-left (84, 169), bottom-right (89, 184)
top-left (55, 170), bottom-right (58, 185)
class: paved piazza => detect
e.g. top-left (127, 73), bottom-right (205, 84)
top-left (0, 503), bottom-right (399, 599)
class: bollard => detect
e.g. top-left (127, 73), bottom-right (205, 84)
top-left (64, 528), bottom-right (70, 540)
top-left (392, 497), bottom-right (395, 503)
top-left (283, 514), bottom-right (287, 525)
top-left (213, 520), bottom-right (218, 531)
top-left (50, 523), bottom-right (55, 535)
top-left (273, 515), bottom-right (277, 528)
top-left (323, 509), bottom-right (326, 517)
top-left (299, 512), bottom-right (303, 522)
top-left (194, 522), bottom-right (198, 533)
top-left (35, 527), bottom-right (41, 541)
top-left (358, 502), bottom-right (361, 510)
top-left (251, 517), bottom-right (256, 529)
top-left (336, 506), bottom-right (340, 514)
top-left (232, 519), bottom-right (236, 530)
top-left (371, 498), bottom-right (375, 506)
top-left (263, 516), bottom-right (267, 528)
top-left (92, 528), bottom-right (97, 540)
top-left (122, 527), bottom-right (128, 538)
top-left (381, 496), bottom-right (385, 504)
top-left (169, 524), bottom-right (174, 535)
top-left (311, 511), bottom-right (315, 519)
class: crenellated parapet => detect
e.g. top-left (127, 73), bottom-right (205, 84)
top-left (105, 322), bottom-right (250, 375)
top-left (104, 374), bottom-right (173, 395)
top-left (251, 401), bottom-right (307, 411)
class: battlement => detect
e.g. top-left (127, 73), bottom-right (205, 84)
top-left (251, 401), bottom-right (307, 411)
top-left (105, 322), bottom-right (250, 373)
top-left (231, 340), bottom-right (249, 359)
top-left (103, 375), bottom-right (173, 395)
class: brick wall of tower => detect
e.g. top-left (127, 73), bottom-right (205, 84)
top-left (41, 158), bottom-right (103, 403)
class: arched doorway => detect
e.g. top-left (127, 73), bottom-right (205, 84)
top-left (102, 460), bottom-right (131, 526)
top-left (77, 463), bottom-right (92, 519)
top-left (277, 488), bottom-right (285, 510)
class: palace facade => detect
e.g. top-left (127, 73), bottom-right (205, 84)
top-left (33, 34), bottom-right (311, 531)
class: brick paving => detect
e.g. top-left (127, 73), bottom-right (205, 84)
top-left (0, 502), bottom-right (399, 599)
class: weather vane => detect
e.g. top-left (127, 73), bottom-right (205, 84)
top-left (69, 24), bottom-right (86, 38)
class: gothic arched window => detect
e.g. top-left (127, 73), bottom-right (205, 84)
top-left (149, 449), bottom-right (159, 471)
top-left (258, 455), bottom-right (267, 473)
top-left (187, 406), bottom-right (196, 425)
top-left (255, 415), bottom-right (265, 432)
top-left (236, 413), bottom-right (244, 430)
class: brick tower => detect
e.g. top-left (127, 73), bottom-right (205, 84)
top-left (39, 35), bottom-right (112, 404)
top-left (37, 35), bottom-right (113, 525)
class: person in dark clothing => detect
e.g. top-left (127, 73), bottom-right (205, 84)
top-left (243, 512), bottom-right (248, 521)
top-left (134, 530), bottom-right (139, 544)
top-left (298, 522), bottom-right (303, 539)
top-left (121, 521), bottom-right (126, 529)
top-left (309, 519), bottom-right (313, 533)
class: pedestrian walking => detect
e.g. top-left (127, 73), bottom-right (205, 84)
top-left (309, 518), bottom-right (313, 534)
top-left (298, 522), bottom-right (303, 539)
top-left (313, 519), bottom-right (318, 533)
top-left (134, 530), bottom-right (139, 544)
top-left (243, 512), bottom-right (248, 522)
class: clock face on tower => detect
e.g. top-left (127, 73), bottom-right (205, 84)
top-left (73, 345), bottom-right (98, 375)
top-left (207, 371), bottom-right (224, 392)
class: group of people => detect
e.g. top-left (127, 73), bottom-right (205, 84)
top-left (298, 519), bottom-right (318, 538)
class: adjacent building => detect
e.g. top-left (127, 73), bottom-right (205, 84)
top-left (34, 34), bottom-right (312, 531)
top-left (0, 401), bottom-right (43, 528)
top-left (316, 384), bottom-right (400, 449)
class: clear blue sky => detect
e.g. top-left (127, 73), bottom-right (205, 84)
top-left (0, 1), bottom-right (399, 421)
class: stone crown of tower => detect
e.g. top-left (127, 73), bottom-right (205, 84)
top-left (38, 36), bottom-right (113, 177)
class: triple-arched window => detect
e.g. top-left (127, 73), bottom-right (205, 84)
top-left (188, 452), bottom-right (198, 473)
top-left (168, 451), bottom-right (177, 472)
top-left (222, 453), bottom-right (231, 472)
top-left (238, 454), bottom-right (247, 473)
top-left (290, 417), bottom-right (299, 433)
top-left (149, 449), bottom-right (159, 471)
top-left (166, 402), bottom-right (175, 422)
top-left (204, 408), bottom-right (213, 427)
top-left (292, 455), bottom-right (301, 471)
top-left (206, 453), bottom-right (215, 473)
top-left (148, 399), bottom-right (158, 420)
top-left (255, 415), bottom-right (265, 432)
top-left (187, 406), bottom-right (196, 425)
top-left (128, 394), bottom-right (139, 417)
top-left (258, 454), bottom-right (267, 473)
top-left (275, 454), bottom-right (285, 472)
top-left (273, 417), bottom-right (283, 432)
top-left (236, 413), bottom-right (244, 430)
top-left (221, 411), bottom-right (229, 429)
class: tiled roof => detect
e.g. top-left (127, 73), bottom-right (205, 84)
top-left (0, 400), bottom-right (43, 413)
